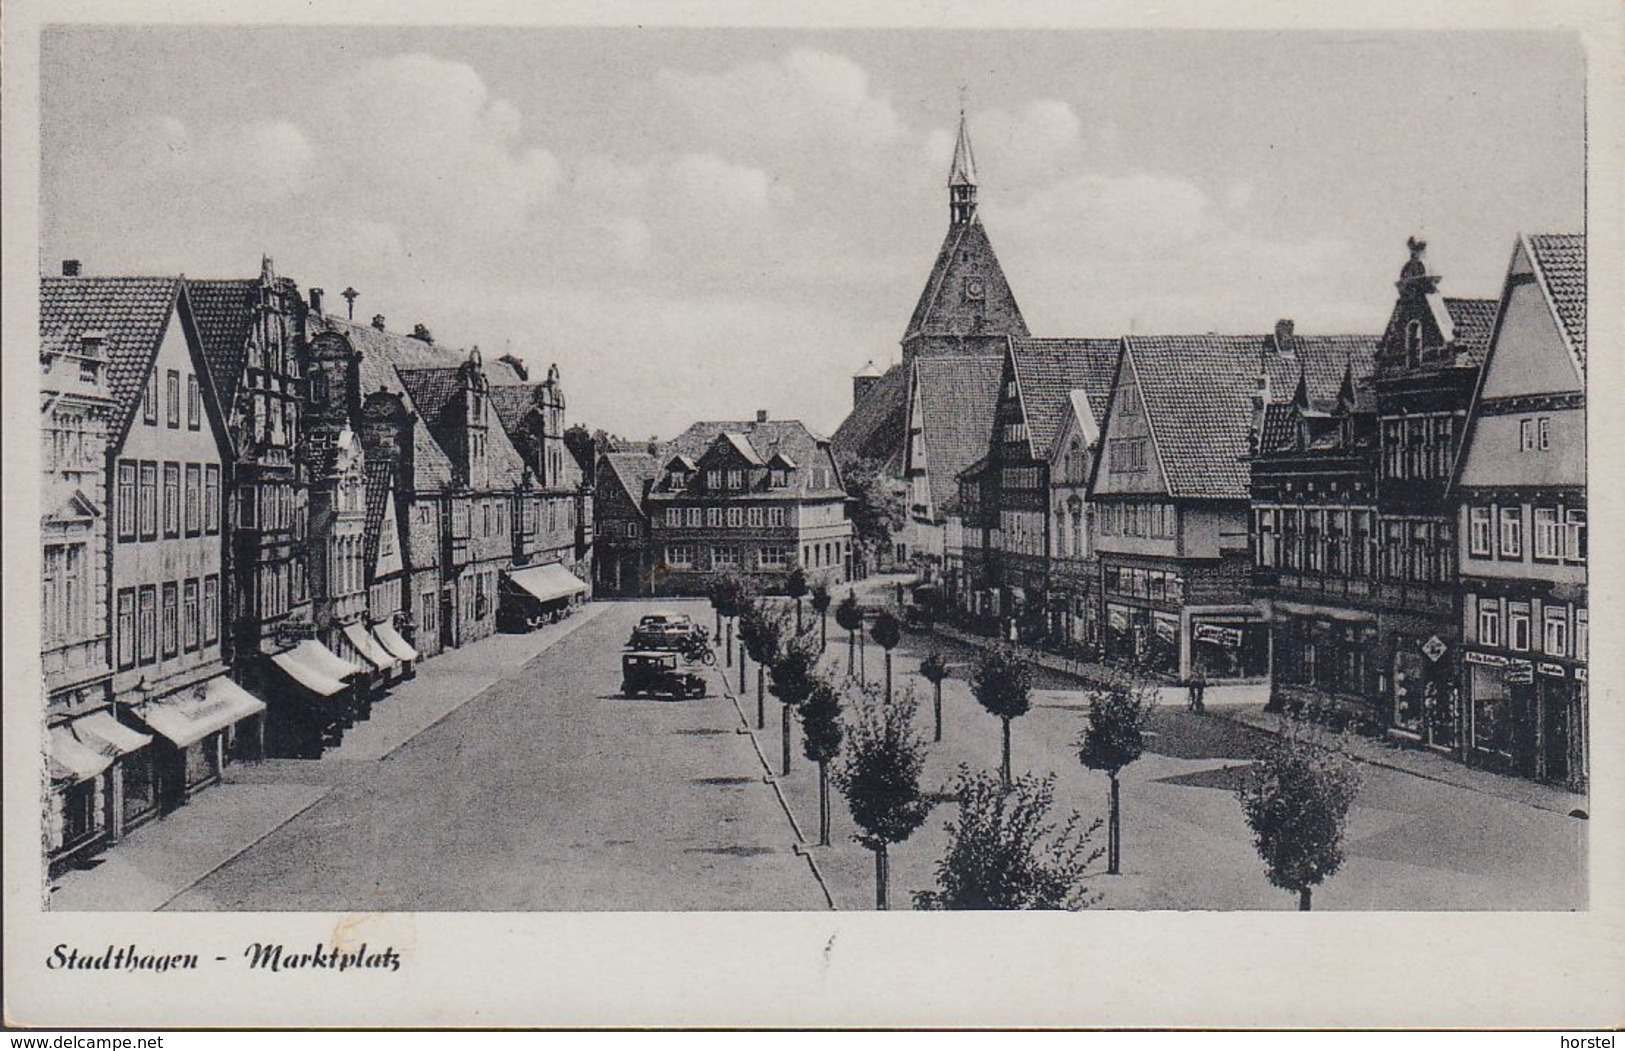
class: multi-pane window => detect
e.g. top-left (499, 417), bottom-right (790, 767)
top-left (183, 579), bottom-right (200, 651)
top-left (706, 507), bottom-right (722, 527)
top-left (161, 582), bottom-right (179, 658)
top-left (1304, 510), bottom-right (1323, 573)
top-left (1565, 508), bottom-right (1586, 564)
top-left (144, 370), bottom-right (158, 425)
top-left (1468, 506), bottom-right (1493, 557)
top-left (747, 507), bottom-right (764, 528)
top-left (162, 462), bottom-right (180, 537)
top-left (1575, 610), bottom-right (1588, 662)
top-left (184, 464), bottom-right (201, 535)
top-left (767, 507), bottom-right (786, 527)
top-left (116, 589), bottom-right (136, 669)
top-left (1350, 512), bottom-right (1370, 577)
top-left (1477, 599), bottom-right (1503, 648)
top-left (1325, 510), bottom-right (1346, 576)
top-left (139, 462), bottom-right (159, 540)
top-left (666, 545), bottom-right (693, 568)
top-left (726, 469), bottom-right (744, 490)
top-left (686, 507), bottom-right (702, 527)
top-left (117, 461), bottom-right (137, 540)
top-left (726, 507), bottom-right (744, 528)
top-left (138, 586), bottom-right (157, 663)
top-left (1498, 507), bottom-right (1522, 559)
top-left (712, 546), bottom-right (738, 567)
top-left (187, 374), bottom-right (201, 430)
top-left (203, 575), bottom-right (218, 644)
top-left (1533, 507), bottom-right (1561, 561)
top-left (1504, 601), bottom-right (1530, 652)
top-left (706, 469), bottom-right (722, 490)
top-left (166, 371), bottom-right (181, 428)
top-left (1543, 607), bottom-right (1569, 658)
top-left (757, 546), bottom-right (788, 567)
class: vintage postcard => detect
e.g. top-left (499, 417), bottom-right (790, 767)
top-left (4, 0), bottom-right (1621, 1030)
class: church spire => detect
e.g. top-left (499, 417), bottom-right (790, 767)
top-left (948, 108), bottom-right (978, 225)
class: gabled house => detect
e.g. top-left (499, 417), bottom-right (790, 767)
top-left (901, 354), bottom-right (1006, 572)
top-left (1452, 234), bottom-right (1586, 789)
top-left (644, 414), bottom-right (853, 595)
top-left (594, 451), bottom-right (660, 596)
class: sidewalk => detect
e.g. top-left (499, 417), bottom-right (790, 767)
top-left (928, 621), bottom-right (1585, 817)
top-left (49, 605), bottom-right (606, 911)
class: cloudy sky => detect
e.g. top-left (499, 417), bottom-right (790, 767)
top-left (41, 27), bottom-right (1583, 438)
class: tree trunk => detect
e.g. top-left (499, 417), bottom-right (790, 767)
top-left (933, 680), bottom-right (943, 742)
top-left (1299, 887), bottom-right (1312, 912)
top-left (715, 607), bottom-right (722, 638)
top-left (725, 621), bottom-right (733, 667)
top-left (875, 844), bottom-right (889, 910)
top-left (818, 762), bottom-right (830, 846)
top-left (820, 612), bottom-right (827, 652)
top-left (884, 652), bottom-right (893, 703)
top-left (756, 666), bottom-right (765, 729)
top-left (847, 630), bottom-right (855, 676)
top-left (1108, 773), bottom-right (1121, 875)
top-left (1001, 717), bottom-right (1012, 789)
top-left (795, 600), bottom-right (803, 635)
top-left (781, 702), bottom-right (792, 775)
top-left (859, 635), bottom-right (867, 684)
top-left (739, 644), bottom-right (747, 694)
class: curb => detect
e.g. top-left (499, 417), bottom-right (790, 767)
top-left (713, 653), bottom-right (838, 911)
top-left (152, 786), bottom-right (335, 911)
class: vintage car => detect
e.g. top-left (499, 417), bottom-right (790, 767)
top-left (621, 650), bottom-right (709, 700)
top-left (627, 611), bottom-right (707, 651)
top-left (903, 584), bottom-right (941, 630)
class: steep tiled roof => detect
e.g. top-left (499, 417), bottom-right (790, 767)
top-left (603, 451), bottom-right (660, 508)
top-left (184, 279), bottom-right (258, 409)
top-left (1285, 335), bottom-right (1378, 411)
top-left (361, 459), bottom-right (394, 572)
top-left (914, 355), bottom-right (1005, 515)
top-left (1527, 234), bottom-right (1586, 368)
top-left (1258, 402), bottom-right (1299, 454)
top-left (1009, 338), bottom-right (1122, 459)
top-left (1124, 334), bottom-right (1300, 500)
top-left (667, 419), bottom-right (841, 499)
top-left (486, 384), bottom-right (537, 433)
top-left (396, 368), bottom-right (462, 432)
top-left (1442, 297), bottom-right (1498, 364)
top-left (41, 276), bottom-right (180, 427)
top-left (904, 220), bottom-right (1029, 345)
top-left (831, 362), bottom-right (908, 473)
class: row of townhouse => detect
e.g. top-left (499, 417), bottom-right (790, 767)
top-left (39, 260), bottom-right (593, 873)
top-left (942, 235), bottom-right (1586, 791)
top-left (593, 412), bottom-right (854, 597)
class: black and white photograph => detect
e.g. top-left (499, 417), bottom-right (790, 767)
top-left (4, 0), bottom-right (1620, 1031)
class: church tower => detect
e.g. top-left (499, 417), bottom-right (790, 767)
top-left (899, 109), bottom-right (1029, 363)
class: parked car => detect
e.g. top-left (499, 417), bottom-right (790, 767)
top-left (628, 611), bottom-right (707, 650)
top-left (903, 584), bottom-right (941, 630)
top-left (621, 651), bottom-right (708, 700)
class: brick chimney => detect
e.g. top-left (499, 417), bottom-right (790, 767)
top-left (756, 409), bottom-right (769, 423)
top-left (372, 314), bottom-right (387, 331)
top-left (1274, 318), bottom-right (1295, 355)
top-left (61, 259), bottom-right (81, 277)
top-left (309, 287), bottom-right (324, 314)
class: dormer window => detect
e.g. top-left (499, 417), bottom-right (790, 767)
top-left (668, 469), bottom-right (688, 490)
top-left (770, 469), bottom-right (788, 488)
top-left (706, 469), bottom-right (721, 490)
top-left (726, 468), bottom-right (743, 490)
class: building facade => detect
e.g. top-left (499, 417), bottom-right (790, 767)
top-left (1453, 234), bottom-right (1587, 789)
top-left (643, 415), bottom-right (853, 595)
top-left (594, 451), bottom-right (659, 597)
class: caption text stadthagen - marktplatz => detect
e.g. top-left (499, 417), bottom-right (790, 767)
top-left (45, 942), bottom-right (403, 972)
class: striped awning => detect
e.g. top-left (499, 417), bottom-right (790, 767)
top-left (138, 677), bottom-right (267, 749)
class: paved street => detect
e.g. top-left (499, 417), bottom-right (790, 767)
top-left (762, 577), bottom-right (1586, 911)
top-left (155, 600), bottom-right (825, 911)
top-left (56, 593), bottom-right (1585, 913)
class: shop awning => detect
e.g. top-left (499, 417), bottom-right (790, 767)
top-left (373, 621), bottom-right (419, 663)
top-left (72, 710), bottom-right (152, 758)
top-left (49, 727), bottom-right (113, 783)
top-left (138, 677), bottom-right (268, 749)
top-left (272, 647), bottom-right (349, 698)
top-left (505, 563), bottom-right (588, 604)
top-left (280, 639), bottom-right (367, 690)
top-left (343, 622), bottom-right (399, 673)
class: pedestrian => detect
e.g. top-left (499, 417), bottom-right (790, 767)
top-left (1188, 668), bottom-right (1206, 714)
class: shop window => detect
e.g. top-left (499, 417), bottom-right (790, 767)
top-left (1470, 664), bottom-right (1514, 758)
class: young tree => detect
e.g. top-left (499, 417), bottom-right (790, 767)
top-left (970, 646), bottom-right (1035, 789)
top-left (834, 591), bottom-right (864, 681)
top-left (767, 628), bottom-right (819, 777)
top-left (1236, 721), bottom-right (1364, 911)
top-left (810, 583), bottom-right (832, 652)
top-left (914, 767), bottom-right (1102, 910)
top-left (785, 565), bottom-right (809, 634)
top-left (738, 599), bottom-right (783, 732)
top-left (710, 573), bottom-right (748, 668)
top-left (800, 679), bottom-right (844, 846)
top-left (835, 684), bottom-right (933, 909)
top-left (919, 650), bottom-right (951, 743)
top-left (1078, 675), bottom-right (1157, 875)
top-left (871, 610), bottom-right (902, 702)
top-left (838, 455), bottom-right (906, 577)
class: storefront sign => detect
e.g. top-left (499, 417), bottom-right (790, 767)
top-left (1153, 613), bottom-right (1179, 643)
top-left (1463, 650), bottom-right (1509, 668)
top-left (1537, 662), bottom-right (1566, 679)
top-left (1504, 661), bottom-right (1534, 684)
top-left (1194, 623), bottom-right (1243, 649)
top-left (1421, 635), bottom-right (1447, 663)
top-left (1108, 606), bottom-right (1130, 633)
